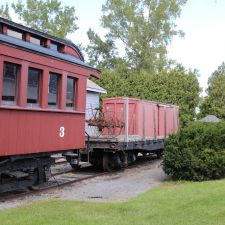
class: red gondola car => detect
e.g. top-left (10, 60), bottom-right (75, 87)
top-left (0, 17), bottom-right (100, 192)
top-left (85, 97), bottom-right (179, 171)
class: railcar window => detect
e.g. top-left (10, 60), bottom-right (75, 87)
top-left (7, 29), bottom-right (23, 40)
top-left (30, 36), bottom-right (42, 45)
top-left (48, 73), bottom-right (60, 107)
top-left (66, 77), bottom-right (76, 109)
top-left (2, 62), bottom-right (20, 104)
top-left (27, 68), bottom-right (41, 106)
top-left (30, 37), bottom-right (40, 45)
top-left (50, 42), bottom-right (58, 51)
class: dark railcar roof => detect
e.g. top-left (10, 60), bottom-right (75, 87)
top-left (0, 33), bottom-right (97, 71)
top-left (0, 17), bottom-right (84, 61)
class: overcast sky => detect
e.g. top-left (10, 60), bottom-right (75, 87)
top-left (3, 0), bottom-right (225, 94)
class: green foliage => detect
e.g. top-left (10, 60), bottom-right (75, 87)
top-left (163, 121), bottom-right (225, 181)
top-left (93, 67), bottom-right (200, 126)
top-left (92, 70), bottom-right (129, 98)
top-left (86, 29), bottom-right (127, 70)
top-left (147, 68), bottom-right (200, 126)
top-left (1, 0), bottom-right (78, 39)
top-left (87, 0), bottom-right (187, 73)
top-left (0, 3), bottom-right (11, 20)
top-left (199, 62), bottom-right (225, 119)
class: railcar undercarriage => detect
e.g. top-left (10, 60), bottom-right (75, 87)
top-left (0, 155), bottom-right (54, 193)
top-left (66, 138), bottom-right (164, 171)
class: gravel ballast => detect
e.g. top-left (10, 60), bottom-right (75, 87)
top-left (0, 159), bottom-right (167, 209)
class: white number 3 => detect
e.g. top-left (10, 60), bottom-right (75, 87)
top-left (59, 126), bottom-right (65, 137)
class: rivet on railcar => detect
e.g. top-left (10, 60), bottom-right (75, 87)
top-left (0, 17), bottom-right (100, 193)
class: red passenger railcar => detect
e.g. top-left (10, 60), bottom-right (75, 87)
top-left (0, 17), bottom-right (100, 192)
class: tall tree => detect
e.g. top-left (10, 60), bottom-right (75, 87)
top-left (0, 3), bottom-right (11, 20)
top-left (86, 29), bottom-right (127, 70)
top-left (0, 0), bottom-right (78, 39)
top-left (199, 62), bottom-right (225, 119)
top-left (87, 0), bottom-right (187, 72)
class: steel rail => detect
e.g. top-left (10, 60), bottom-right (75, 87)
top-left (0, 171), bottom-right (108, 203)
top-left (0, 155), bottom-right (159, 203)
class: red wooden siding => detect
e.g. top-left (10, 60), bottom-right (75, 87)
top-left (0, 38), bottom-right (99, 156)
top-left (0, 109), bottom-right (85, 156)
top-left (101, 97), bottom-right (179, 140)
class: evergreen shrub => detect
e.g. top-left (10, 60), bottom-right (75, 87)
top-left (163, 122), bottom-right (225, 181)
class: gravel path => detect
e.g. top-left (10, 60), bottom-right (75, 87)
top-left (59, 159), bottom-right (167, 202)
top-left (0, 159), bottom-right (168, 209)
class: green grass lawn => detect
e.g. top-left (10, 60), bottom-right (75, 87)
top-left (1, 179), bottom-right (225, 225)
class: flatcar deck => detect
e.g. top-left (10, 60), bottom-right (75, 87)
top-left (87, 136), bottom-right (164, 152)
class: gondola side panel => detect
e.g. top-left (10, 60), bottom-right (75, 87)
top-left (166, 106), bottom-right (175, 136)
top-left (158, 105), bottom-right (165, 139)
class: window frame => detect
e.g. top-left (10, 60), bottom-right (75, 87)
top-left (1, 61), bottom-right (20, 105)
top-left (7, 28), bottom-right (24, 40)
top-left (27, 67), bottom-right (42, 107)
top-left (66, 76), bottom-right (77, 110)
top-left (48, 72), bottom-right (61, 108)
top-left (30, 35), bottom-right (44, 46)
top-left (50, 41), bottom-right (58, 51)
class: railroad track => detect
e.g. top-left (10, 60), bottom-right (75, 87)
top-left (0, 170), bottom-right (107, 203)
top-left (0, 154), bottom-right (159, 202)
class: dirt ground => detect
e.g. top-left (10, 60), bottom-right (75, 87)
top-left (0, 159), bottom-right (168, 209)
top-left (58, 159), bottom-right (167, 202)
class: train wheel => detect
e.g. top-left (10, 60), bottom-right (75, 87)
top-left (103, 153), bottom-right (112, 171)
top-left (132, 152), bottom-right (137, 162)
top-left (102, 153), bottom-right (122, 171)
top-left (28, 169), bottom-right (39, 190)
top-left (120, 152), bottom-right (128, 168)
top-left (127, 152), bottom-right (137, 164)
